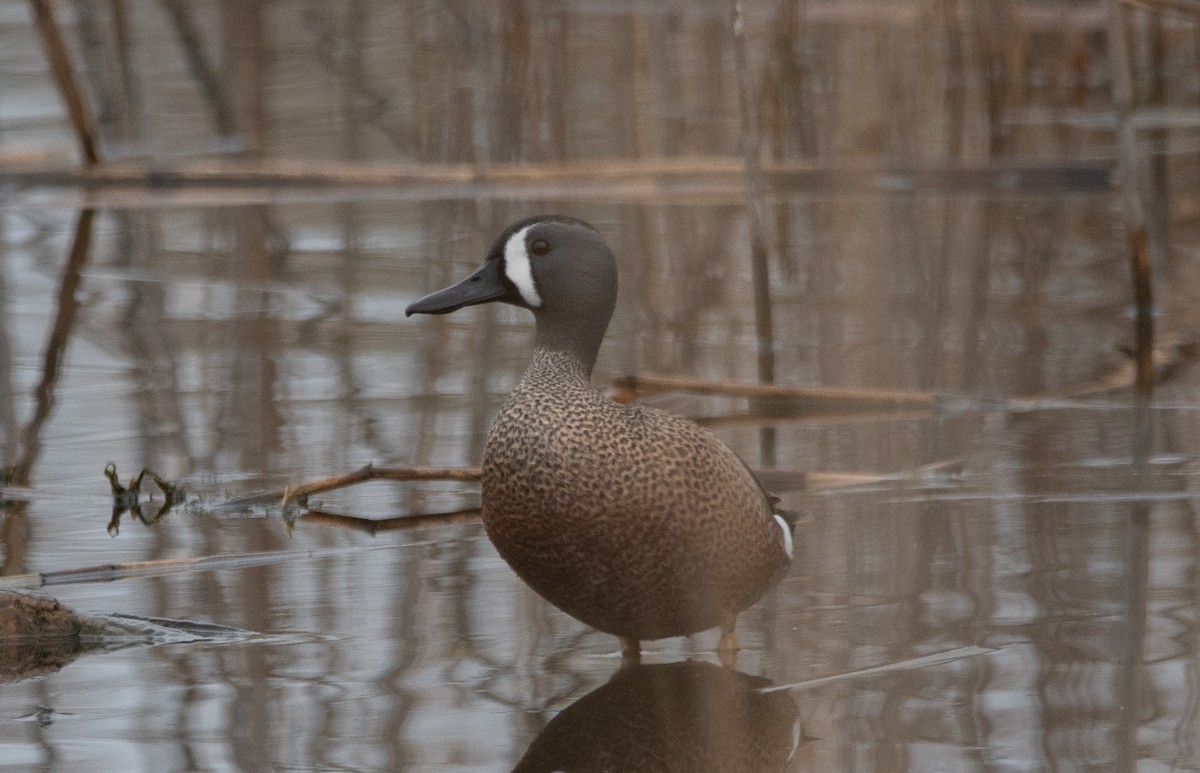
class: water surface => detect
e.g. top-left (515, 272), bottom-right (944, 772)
top-left (3, 2), bottom-right (1200, 771)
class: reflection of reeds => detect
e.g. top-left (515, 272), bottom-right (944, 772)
top-left (11, 209), bottom-right (95, 486)
top-left (1, 205), bottom-right (91, 579)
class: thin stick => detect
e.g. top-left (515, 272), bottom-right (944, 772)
top-left (0, 543), bottom-right (404, 591)
top-left (613, 373), bottom-right (937, 409)
top-left (29, 0), bottom-right (99, 165)
top-left (730, 0), bottom-right (778, 467)
top-left (1104, 5), bottom-right (1152, 769)
top-left (1130, 229), bottom-right (1155, 397)
top-left (760, 645), bottom-right (994, 693)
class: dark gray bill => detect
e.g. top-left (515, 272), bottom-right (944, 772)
top-left (405, 259), bottom-right (514, 316)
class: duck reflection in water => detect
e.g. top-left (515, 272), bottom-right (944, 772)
top-left (513, 661), bottom-right (800, 773)
top-left (407, 217), bottom-right (799, 662)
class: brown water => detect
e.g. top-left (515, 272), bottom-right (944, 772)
top-left (3, 2), bottom-right (1200, 771)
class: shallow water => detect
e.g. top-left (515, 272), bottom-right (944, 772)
top-left (3, 2), bottom-right (1200, 771)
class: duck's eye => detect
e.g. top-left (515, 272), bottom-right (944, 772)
top-left (530, 239), bottom-right (551, 256)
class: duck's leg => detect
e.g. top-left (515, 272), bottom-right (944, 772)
top-left (717, 617), bottom-right (739, 668)
top-left (619, 637), bottom-right (641, 664)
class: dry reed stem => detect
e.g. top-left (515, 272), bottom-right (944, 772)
top-left (29, 0), bottom-right (99, 165)
top-left (617, 334), bottom-right (1192, 416)
top-left (0, 157), bottom-right (1113, 198)
top-left (612, 373), bottom-right (937, 410)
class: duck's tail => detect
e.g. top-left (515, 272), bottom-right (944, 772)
top-left (768, 494), bottom-right (800, 558)
top-left (774, 505), bottom-right (801, 531)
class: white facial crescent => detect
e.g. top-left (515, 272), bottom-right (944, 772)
top-left (503, 225), bottom-right (543, 308)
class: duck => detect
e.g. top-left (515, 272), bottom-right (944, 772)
top-left (406, 215), bottom-right (797, 661)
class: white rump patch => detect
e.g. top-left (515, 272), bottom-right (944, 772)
top-left (773, 514), bottom-right (794, 558)
top-left (503, 225), bottom-right (542, 308)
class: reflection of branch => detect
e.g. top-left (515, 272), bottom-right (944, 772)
top-left (30, 0), bottom-right (99, 164)
top-left (11, 209), bottom-right (96, 486)
top-left (298, 507), bottom-right (481, 534)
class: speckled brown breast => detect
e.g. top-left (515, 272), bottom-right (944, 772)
top-left (481, 349), bottom-right (790, 641)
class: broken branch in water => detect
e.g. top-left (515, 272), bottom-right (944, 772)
top-left (275, 463), bottom-right (481, 507)
top-left (101, 462), bottom-right (483, 533)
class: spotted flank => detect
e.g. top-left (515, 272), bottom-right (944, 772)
top-left (503, 225), bottom-right (543, 308)
top-left (773, 514), bottom-right (794, 558)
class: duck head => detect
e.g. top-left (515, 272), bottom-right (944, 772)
top-left (406, 215), bottom-right (618, 373)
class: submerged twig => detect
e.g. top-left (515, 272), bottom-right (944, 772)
top-left (15, 543), bottom-right (423, 590)
top-left (760, 645), bottom-right (994, 693)
top-left (0, 543), bottom-right (407, 591)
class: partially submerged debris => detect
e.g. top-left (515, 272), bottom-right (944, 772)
top-left (0, 590), bottom-right (254, 683)
top-left (104, 463), bottom-right (186, 534)
top-left (0, 592), bottom-right (101, 683)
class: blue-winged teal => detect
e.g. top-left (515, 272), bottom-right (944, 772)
top-left (407, 215), bottom-right (797, 659)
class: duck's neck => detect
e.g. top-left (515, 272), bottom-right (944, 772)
top-left (523, 345), bottom-right (594, 389)
top-left (532, 309), bottom-right (608, 378)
